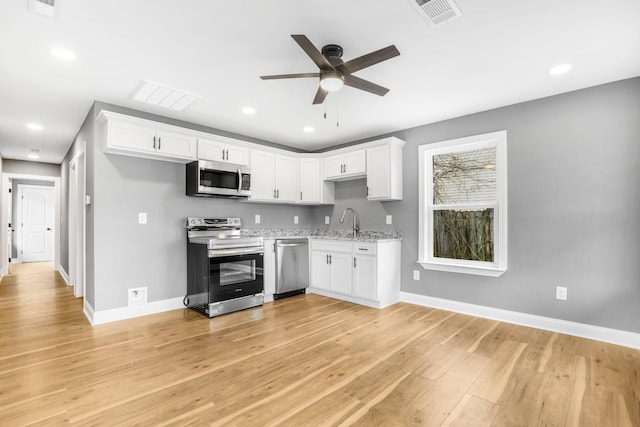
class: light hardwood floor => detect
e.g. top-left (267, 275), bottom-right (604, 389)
top-left (1, 262), bottom-right (639, 426)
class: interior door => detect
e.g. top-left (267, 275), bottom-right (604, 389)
top-left (19, 185), bottom-right (54, 263)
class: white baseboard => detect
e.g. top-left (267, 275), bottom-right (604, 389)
top-left (400, 292), bottom-right (640, 350)
top-left (84, 297), bottom-right (185, 325)
top-left (57, 266), bottom-right (70, 286)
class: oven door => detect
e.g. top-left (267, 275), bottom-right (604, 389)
top-left (208, 252), bottom-right (264, 302)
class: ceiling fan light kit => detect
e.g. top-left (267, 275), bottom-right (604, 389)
top-left (260, 34), bottom-right (400, 105)
top-left (319, 73), bottom-right (344, 92)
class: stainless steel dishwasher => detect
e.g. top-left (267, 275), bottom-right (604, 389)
top-left (274, 239), bottom-right (309, 300)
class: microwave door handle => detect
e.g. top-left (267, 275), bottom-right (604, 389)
top-left (237, 169), bottom-right (242, 192)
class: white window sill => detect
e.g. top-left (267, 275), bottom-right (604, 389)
top-left (418, 260), bottom-right (506, 277)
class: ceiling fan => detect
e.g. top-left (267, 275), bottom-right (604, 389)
top-left (260, 34), bottom-right (400, 105)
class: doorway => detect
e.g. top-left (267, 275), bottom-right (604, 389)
top-left (1, 173), bottom-right (61, 279)
top-left (15, 184), bottom-right (55, 263)
top-left (68, 150), bottom-right (86, 298)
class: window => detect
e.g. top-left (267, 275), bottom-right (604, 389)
top-left (418, 130), bottom-right (507, 276)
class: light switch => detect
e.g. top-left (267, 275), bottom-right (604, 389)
top-left (138, 212), bottom-right (147, 224)
top-left (325, 216), bottom-right (330, 225)
top-left (255, 214), bottom-right (261, 224)
top-left (294, 216), bottom-right (299, 224)
top-left (386, 215), bottom-right (392, 225)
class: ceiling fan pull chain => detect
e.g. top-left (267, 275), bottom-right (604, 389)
top-left (336, 94), bottom-right (340, 127)
top-left (324, 100), bottom-right (327, 119)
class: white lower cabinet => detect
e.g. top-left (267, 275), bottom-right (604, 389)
top-left (309, 241), bottom-right (352, 293)
top-left (263, 239), bottom-right (276, 301)
top-left (309, 239), bottom-right (401, 308)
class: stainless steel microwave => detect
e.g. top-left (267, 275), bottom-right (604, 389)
top-left (186, 160), bottom-right (251, 198)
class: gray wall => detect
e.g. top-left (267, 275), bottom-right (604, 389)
top-left (338, 77), bottom-right (639, 334)
top-left (67, 77), bottom-right (640, 335)
top-left (2, 159), bottom-right (61, 177)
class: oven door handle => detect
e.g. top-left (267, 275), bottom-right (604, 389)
top-left (209, 247), bottom-right (264, 257)
top-left (237, 168), bottom-right (243, 193)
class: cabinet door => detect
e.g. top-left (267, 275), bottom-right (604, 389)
top-left (108, 120), bottom-right (156, 153)
top-left (324, 154), bottom-right (344, 179)
top-left (275, 155), bottom-right (299, 202)
top-left (225, 145), bottom-right (249, 166)
top-left (366, 145), bottom-right (390, 199)
top-left (250, 150), bottom-right (276, 201)
top-left (310, 251), bottom-right (331, 291)
top-left (353, 254), bottom-right (377, 301)
top-left (344, 149), bottom-right (366, 175)
top-left (329, 252), bottom-right (353, 295)
top-left (299, 158), bottom-right (321, 203)
top-left (198, 138), bottom-right (224, 162)
top-left (156, 129), bottom-right (197, 160)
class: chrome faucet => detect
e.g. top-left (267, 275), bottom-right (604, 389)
top-left (339, 207), bottom-right (359, 238)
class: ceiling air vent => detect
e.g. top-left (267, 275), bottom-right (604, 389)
top-left (28, 0), bottom-right (62, 20)
top-left (131, 80), bottom-right (202, 112)
top-left (409, 0), bottom-right (462, 27)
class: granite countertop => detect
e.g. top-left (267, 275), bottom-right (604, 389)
top-left (241, 228), bottom-right (402, 242)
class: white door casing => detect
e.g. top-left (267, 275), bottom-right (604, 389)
top-left (18, 185), bottom-right (54, 262)
top-left (69, 149), bottom-right (86, 298)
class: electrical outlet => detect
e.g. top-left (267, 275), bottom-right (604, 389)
top-left (255, 214), bottom-right (261, 224)
top-left (128, 287), bottom-right (147, 306)
top-left (556, 286), bottom-right (567, 301)
top-left (413, 270), bottom-right (420, 280)
top-left (138, 212), bottom-right (147, 224)
top-left (294, 215), bottom-right (299, 224)
top-left (386, 215), bottom-right (392, 225)
top-left (325, 216), bottom-right (330, 225)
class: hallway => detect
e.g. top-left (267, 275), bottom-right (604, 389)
top-left (0, 262), bottom-right (81, 325)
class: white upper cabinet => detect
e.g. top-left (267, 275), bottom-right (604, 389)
top-left (198, 136), bottom-right (249, 166)
top-left (366, 137), bottom-right (405, 201)
top-left (324, 149), bottom-right (366, 180)
top-left (299, 158), bottom-right (335, 205)
top-left (249, 149), bottom-right (298, 203)
top-left (99, 111), bottom-right (197, 162)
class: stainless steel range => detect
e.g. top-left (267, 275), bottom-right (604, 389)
top-left (185, 217), bottom-right (264, 318)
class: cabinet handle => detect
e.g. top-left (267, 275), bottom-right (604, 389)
top-left (343, 163), bottom-right (347, 173)
top-left (276, 189), bottom-right (280, 199)
top-left (158, 137), bottom-right (161, 150)
top-left (358, 248), bottom-right (369, 251)
top-left (153, 136), bottom-right (156, 149)
top-left (300, 191), bottom-right (302, 200)
top-left (329, 254), bottom-right (332, 264)
top-left (326, 254), bottom-right (329, 264)
top-left (273, 189), bottom-right (276, 199)
top-left (354, 257), bottom-right (357, 268)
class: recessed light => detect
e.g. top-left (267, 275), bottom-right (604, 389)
top-left (241, 107), bottom-right (256, 115)
top-left (549, 64), bottom-right (571, 75)
top-left (50, 47), bottom-right (76, 61)
top-left (26, 123), bottom-right (43, 131)
top-left (303, 126), bottom-right (315, 133)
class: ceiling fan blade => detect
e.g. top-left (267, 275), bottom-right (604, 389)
top-left (291, 34), bottom-right (334, 71)
top-left (343, 75), bottom-right (390, 97)
top-left (312, 86), bottom-right (329, 104)
top-left (336, 45), bottom-right (400, 75)
top-left (260, 72), bottom-right (320, 80)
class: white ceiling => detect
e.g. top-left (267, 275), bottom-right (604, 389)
top-left (1, 0), bottom-right (639, 164)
